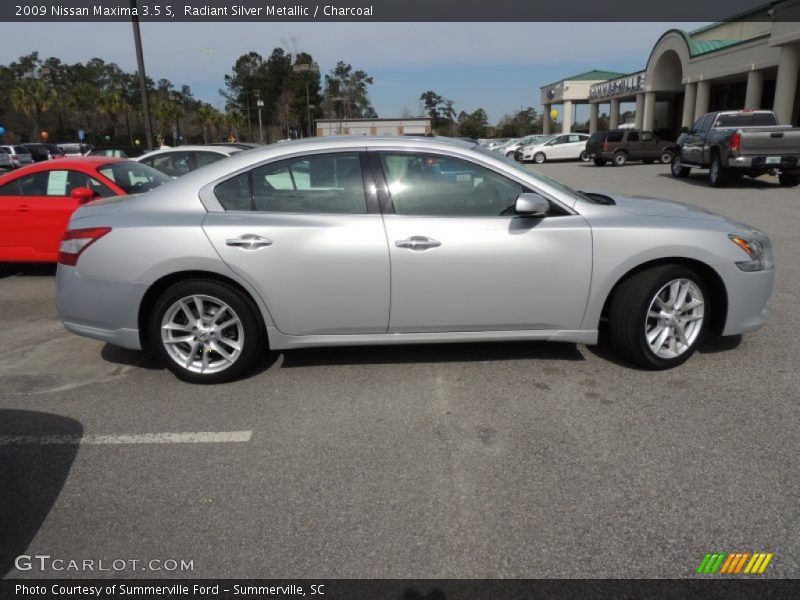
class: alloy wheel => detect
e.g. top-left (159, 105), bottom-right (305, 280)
top-left (644, 279), bottom-right (705, 359)
top-left (160, 294), bottom-right (244, 374)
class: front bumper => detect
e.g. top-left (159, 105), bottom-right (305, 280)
top-left (720, 265), bottom-right (774, 336)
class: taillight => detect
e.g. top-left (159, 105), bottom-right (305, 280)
top-left (729, 132), bottom-right (742, 153)
top-left (602, 141), bottom-right (608, 151)
top-left (58, 227), bottom-right (112, 266)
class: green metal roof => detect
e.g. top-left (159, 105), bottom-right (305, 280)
top-left (681, 33), bottom-right (741, 57)
top-left (542, 69), bottom-right (627, 88)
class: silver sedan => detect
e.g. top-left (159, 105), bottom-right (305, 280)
top-left (56, 137), bottom-right (774, 383)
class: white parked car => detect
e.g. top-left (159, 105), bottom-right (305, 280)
top-left (136, 145), bottom-right (243, 178)
top-left (522, 134), bottom-right (591, 164)
top-left (506, 135), bottom-right (554, 159)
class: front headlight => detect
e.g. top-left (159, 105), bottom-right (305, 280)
top-left (729, 234), bottom-right (772, 271)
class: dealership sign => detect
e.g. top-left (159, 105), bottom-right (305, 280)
top-left (590, 72), bottom-right (646, 100)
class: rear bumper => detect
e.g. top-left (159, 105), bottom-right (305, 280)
top-left (727, 155), bottom-right (800, 172)
top-left (56, 265), bottom-right (146, 350)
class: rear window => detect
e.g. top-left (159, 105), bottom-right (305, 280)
top-left (14, 146), bottom-right (31, 154)
top-left (714, 113), bottom-right (778, 128)
top-left (97, 161), bottom-right (171, 193)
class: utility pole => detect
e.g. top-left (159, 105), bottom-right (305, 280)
top-left (256, 90), bottom-right (264, 144)
top-left (130, 0), bottom-right (153, 149)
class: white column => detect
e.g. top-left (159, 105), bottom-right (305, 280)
top-left (609, 98), bottom-right (620, 129)
top-left (695, 81), bottom-right (711, 118)
top-left (562, 100), bottom-right (573, 133)
top-left (745, 70), bottom-right (764, 109)
top-left (589, 103), bottom-right (599, 133)
top-left (643, 92), bottom-right (656, 132)
top-left (773, 44), bottom-right (800, 125)
top-left (635, 93), bottom-right (645, 129)
top-left (543, 104), bottom-right (551, 135)
top-left (682, 82), bottom-right (697, 128)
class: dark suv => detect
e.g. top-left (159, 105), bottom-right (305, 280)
top-left (585, 130), bottom-right (675, 166)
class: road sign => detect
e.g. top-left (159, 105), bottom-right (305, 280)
top-left (78, 129), bottom-right (85, 141)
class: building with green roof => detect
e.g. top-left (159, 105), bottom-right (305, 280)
top-left (541, 0), bottom-right (800, 138)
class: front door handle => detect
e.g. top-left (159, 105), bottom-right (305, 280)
top-left (395, 236), bottom-right (441, 251)
top-left (17, 205), bottom-right (29, 213)
top-left (226, 234), bottom-right (273, 249)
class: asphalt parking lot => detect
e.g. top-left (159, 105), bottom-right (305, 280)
top-left (1, 160), bottom-right (798, 579)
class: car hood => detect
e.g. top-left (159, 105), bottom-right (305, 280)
top-left (600, 193), bottom-right (725, 221)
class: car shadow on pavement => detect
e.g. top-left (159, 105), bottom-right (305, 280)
top-left (280, 341), bottom-right (585, 368)
top-left (586, 325), bottom-right (742, 369)
top-left (656, 172), bottom-right (782, 189)
top-left (0, 410), bottom-right (82, 578)
top-left (0, 264), bottom-right (57, 280)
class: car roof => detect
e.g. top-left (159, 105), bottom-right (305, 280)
top-left (138, 145), bottom-right (242, 159)
top-left (0, 156), bottom-right (126, 179)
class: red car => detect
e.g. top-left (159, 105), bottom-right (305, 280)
top-left (0, 157), bottom-right (169, 262)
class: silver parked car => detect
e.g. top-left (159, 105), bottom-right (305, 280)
top-left (56, 137), bottom-right (774, 383)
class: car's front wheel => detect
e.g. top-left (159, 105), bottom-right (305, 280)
top-left (778, 172), bottom-right (799, 187)
top-left (660, 149), bottom-right (674, 164)
top-left (533, 152), bottom-right (546, 164)
top-left (608, 265), bottom-right (708, 369)
top-left (149, 280), bottom-right (264, 383)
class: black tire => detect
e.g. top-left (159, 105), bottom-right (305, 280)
top-left (593, 157), bottom-right (607, 166)
top-left (579, 151), bottom-right (590, 162)
top-left (612, 151), bottom-right (627, 167)
top-left (779, 173), bottom-right (799, 187)
top-left (148, 279), bottom-right (265, 383)
top-left (709, 154), bottom-right (729, 187)
top-left (671, 152), bottom-right (690, 178)
top-left (660, 149), bottom-right (674, 164)
top-left (533, 152), bottom-right (546, 164)
top-left (608, 265), bottom-right (710, 370)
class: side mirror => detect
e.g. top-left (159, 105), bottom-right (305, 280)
top-left (515, 192), bottom-right (549, 217)
top-left (70, 187), bottom-right (97, 204)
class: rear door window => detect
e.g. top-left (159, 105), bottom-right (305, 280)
top-left (606, 131), bottom-right (624, 142)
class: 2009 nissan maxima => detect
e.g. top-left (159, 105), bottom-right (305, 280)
top-left (56, 137), bottom-right (774, 383)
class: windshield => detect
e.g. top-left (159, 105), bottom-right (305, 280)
top-left (472, 145), bottom-right (583, 202)
top-left (98, 160), bottom-right (172, 193)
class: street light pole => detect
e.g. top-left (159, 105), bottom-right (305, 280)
top-left (130, 0), bottom-right (154, 149)
top-left (293, 62), bottom-right (319, 137)
top-left (256, 90), bottom-right (264, 144)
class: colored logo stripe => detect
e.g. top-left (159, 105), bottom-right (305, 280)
top-left (697, 552), bottom-right (773, 574)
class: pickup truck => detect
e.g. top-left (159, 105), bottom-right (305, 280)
top-left (671, 110), bottom-right (800, 187)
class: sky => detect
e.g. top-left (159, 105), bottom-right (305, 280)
top-left (0, 21), bottom-right (705, 124)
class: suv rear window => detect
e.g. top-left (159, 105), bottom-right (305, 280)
top-left (588, 132), bottom-right (606, 143)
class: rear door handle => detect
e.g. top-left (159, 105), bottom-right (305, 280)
top-left (225, 234), bottom-right (273, 249)
top-left (395, 236), bottom-right (441, 251)
top-left (17, 205), bottom-right (29, 213)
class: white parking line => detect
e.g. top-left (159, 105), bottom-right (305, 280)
top-left (0, 431), bottom-right (253, 446)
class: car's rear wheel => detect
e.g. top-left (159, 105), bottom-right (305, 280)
top-left (149, 280), bottom-right (264, 383)
top-left (579, 151), bottom-right (590, 162)
top-left (608, 265), bottom-right (709, 369)
top-left (660, 149), bottom-right (674, 164)
top-left (612, 151), bottom-right (627, 166)
top-left (778, 172), bottom-right (799, 187)
top-left (593, 157), bottom-right (607, 166)
top-left (533, 152), bottom-right (546, 164)
top-left (709, 155), bottom-right (730, 187)
top-left (671, 153), bottom-right (690, 178)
